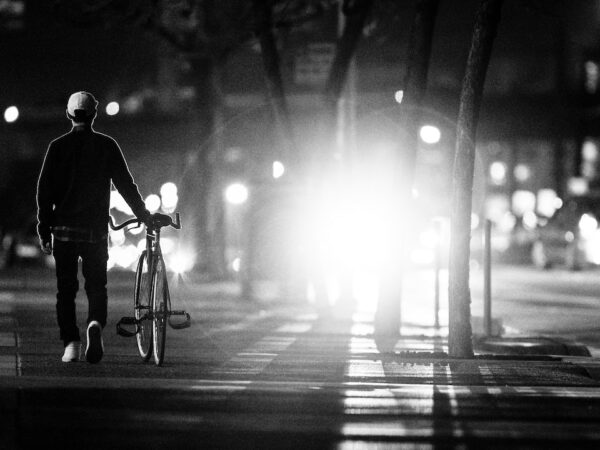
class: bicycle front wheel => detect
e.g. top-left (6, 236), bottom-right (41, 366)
top-left (152, 256), bottom-right (168, 366)
top-left (134, 250), bottom-right (153, 361)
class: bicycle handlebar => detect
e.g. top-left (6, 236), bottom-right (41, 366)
top-left (109, 216), bottom-right (140, 231)
top-left (109, 213), bottom-right (181, 231)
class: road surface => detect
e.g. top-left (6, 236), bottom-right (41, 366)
top-left (1, 265), bottom-right (600, 448)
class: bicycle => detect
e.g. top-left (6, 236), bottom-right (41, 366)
top-left (109, 213), bottom-right (191, 366)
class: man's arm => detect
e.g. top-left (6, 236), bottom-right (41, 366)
top-left (37, 144), bottom-right (55, 250)
top-left (110, 141), bottom-right (150, 223)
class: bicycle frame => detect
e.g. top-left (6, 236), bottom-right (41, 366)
top-left (145, 227), bottom-right (164, 310)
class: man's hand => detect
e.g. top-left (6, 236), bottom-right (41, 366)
top-left (40, 239), bottom-right (52, 255)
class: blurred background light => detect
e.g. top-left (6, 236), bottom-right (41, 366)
top-left (522, 211), bottom-right (538, 230)
top-left (394, 90), bottom-right (404, 104)
top-left (108, 244), bottom-right (138, 270)
top-left (110, 190), bottom-right (133, 215)
top-left (160, 182), bottom-right (177, 198)
top-left (232, 257), bottom-right (241, 273)
top-left (160, 182), bottom-right (178, 212)
top-left (514, 164), bottom-right (531, 182)
top-left (168, 249), bottom-right (196, 274)
top-left (106, 101), bottom-right (119, 116)
top-left (585, 60), bottom-right (599, 94)
top-left (471, 213), bottom-right (480, 230)
top-left (272, 161), bottom-right (285, 179)
top-left (225, 183), bottom-right (248, 205)
top-left (4, 106), bottom-right (19, 123)
top-left (568, 177), bottom-right (588, 195)
top-left (489, 161), bottom-right (507, 185)
top-left (109, 228), bottom-right (125, 246)
top-left (512, 190), bottom-right (536, 216)
top-left (128, 223), bottom-right (144, 235)
top-left (160, 237), bottom-right (175, 255)
top-left (419, 125), bottom-right (441, 144)
top-left (536, 189), bottom-right (559, 217)
top-left (582, 139), bottom-right (598, 161)
top-left (579, 213), bottom-right (598, 239)
top-left (485, 194), bottom-right (510, 224)
top-left (498, 211), bottom-right (517, 233)
top-left (145, 194), bottom-right (161, 212)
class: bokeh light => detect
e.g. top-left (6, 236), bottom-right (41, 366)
top-left (4, 106), bottom-right (19, 123)
top-left (225, 183), bottom-right (248, 205)
top-left (145, 194), bottom-right (161, 212)
top-left (106, 101), bottom-right (120, 116)
top-left (419, 125), bottom-right (441, 144)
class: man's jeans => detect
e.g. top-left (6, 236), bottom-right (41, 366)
top-left (53, 239), bottom-right (108, 345)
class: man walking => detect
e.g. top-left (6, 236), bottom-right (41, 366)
top-left (37, 91), bottom-right (151, 363)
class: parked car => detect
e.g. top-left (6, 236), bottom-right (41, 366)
top-left (531, 195), bottom-right (600, 270)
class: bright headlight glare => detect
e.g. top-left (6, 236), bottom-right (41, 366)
top-left (168, 250), bottom-right (195, 274)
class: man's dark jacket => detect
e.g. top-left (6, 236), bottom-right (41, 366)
top-left (37, 125), bottom-right (148, 242)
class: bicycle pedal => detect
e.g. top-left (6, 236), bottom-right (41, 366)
top-left (169, 312), bottom-right (191, 330)
top-left (119, 316), bottom-right (138, 325)
top-left (116, 317), bottom-right (138, 337)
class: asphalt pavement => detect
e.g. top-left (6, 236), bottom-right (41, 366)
top-left (1, 267), bottom-right (600, 449)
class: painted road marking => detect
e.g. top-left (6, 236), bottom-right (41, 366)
top-left (0, 291), bottom-right (18, 376)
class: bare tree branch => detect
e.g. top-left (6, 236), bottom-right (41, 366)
top-left (252, 0), bottom-right (296, 162)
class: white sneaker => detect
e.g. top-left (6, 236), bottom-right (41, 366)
top-left (62, 341), bottom-right (81, 362)
top-left (85, 321), bottom-right (104, 364)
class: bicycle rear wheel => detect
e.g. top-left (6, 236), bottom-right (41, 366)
top-left (134, 250), bottom-right (153, 361)
top-left (152, 255), bottom-right (168, 366)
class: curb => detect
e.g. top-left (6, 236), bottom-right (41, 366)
top-left (474, 336), bottom-right (592, 357)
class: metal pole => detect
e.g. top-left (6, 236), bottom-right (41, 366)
top-left (484, 219), bottom-right (492, 336)
top-left (434, 219), bottom-right (441, 329)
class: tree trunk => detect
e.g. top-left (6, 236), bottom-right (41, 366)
top-left (398, 0), bottom-right (440, 189)
top-left (324, 0), bottom-right (374, 112)
top-left (375, 0), bottom-right (439, 336)
top-left (449, 0), bottom-right (503, 358)
top-left (252, 0), bottom-right (295, 164)
top-left (207, 57), bottom-right (228, 278)
top-left (188, 55), bottom-right (227, 278)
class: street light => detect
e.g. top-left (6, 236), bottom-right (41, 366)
top-left (419, 125), bottom-right (441, 144)
top-left (4, 106), bottom-right (19, 123)
top-left (225, 183), bottom-right (248, 205)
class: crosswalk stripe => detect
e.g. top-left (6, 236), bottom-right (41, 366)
top-left (0, 291), bottom-right (18, 376)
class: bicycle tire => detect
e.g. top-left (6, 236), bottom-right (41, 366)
top-left (152, 255), bottom-right (168, 366)
top-left (134, 250), bottom-right (153, 361)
